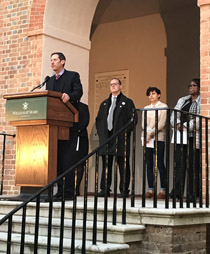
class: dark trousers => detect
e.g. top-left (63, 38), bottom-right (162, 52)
top-left (172, 137), bottom-right (200, 197)
top-left (146, 141), bottom-right (166, 190)
top-left (57, 140), bottom-right (76, 196)
top-left (57, 135), bottom-right (88, 196)
top-left (100, 155), bottom-right (130, 193)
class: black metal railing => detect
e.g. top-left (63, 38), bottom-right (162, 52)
top-left (139, 107), bottom-right (209, 209)
top-left (0, 108), bottom-right (210, 253)
top-left (0, 113), bottom-right (136, 253)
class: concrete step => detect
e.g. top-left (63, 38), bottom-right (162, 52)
top-left (0, 214), bottom-right (145, 244)
top-left (0, 198), bottom-right (141, 225)
top-left (0, 232), bottom-right (129, 254)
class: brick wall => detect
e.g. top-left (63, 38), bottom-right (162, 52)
top-left (198, 0), bottom-right (210, 202)
top-left (0, 0), bottom-right (46, 195)
top-left (140, 224), bottom-right (206, 254)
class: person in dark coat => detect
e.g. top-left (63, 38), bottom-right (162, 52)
top-left (170, 78), bottom-right (200, 201)
top-left (46, 52), bottom-right (83, 199)
top-left (74, 101), bottom-right (89, 195)
top-left (96, 78), bottom-right (137, 197)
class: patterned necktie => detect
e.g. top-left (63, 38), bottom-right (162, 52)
top-left (56, 74), bottom-right (60, 80)
top-left (107, 96), bottom-right (117, 131)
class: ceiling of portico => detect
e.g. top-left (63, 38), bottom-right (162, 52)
top-left (91, 0), bottom-right (198, 36)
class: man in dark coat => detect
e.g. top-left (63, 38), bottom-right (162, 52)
top-left (96, 78), bottom-right (137, 197)
top-left (46, 52), bottom-right (83, 199)
top-left (74, 101), bottom-right (89, 195)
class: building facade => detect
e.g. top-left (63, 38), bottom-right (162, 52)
top-left (0, 0), bottom-right (209, 196)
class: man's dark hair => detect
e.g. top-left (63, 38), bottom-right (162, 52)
top-left (146, 86), bottom-right (161, 96)
top-left (112, 78), bottom-right (122, 85)
top-left (191, 78), bottom-right (200, 87)
top-left (51, 52), bottom-right (66, 66)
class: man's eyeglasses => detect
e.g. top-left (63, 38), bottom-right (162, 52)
top-left (110, 83), bottom-right (119, 86)
top-left (188, 84), bottom-right (198, 88)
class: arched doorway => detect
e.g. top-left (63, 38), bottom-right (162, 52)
top-left (88, 0), bottom-right (200, 193)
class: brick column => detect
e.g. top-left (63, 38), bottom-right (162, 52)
top-left (0, 0), bottom-right (46, 195)
top-left (198, 0), bottom-right (210, 114)
top-left (198, 0), bottom-right (210, 202)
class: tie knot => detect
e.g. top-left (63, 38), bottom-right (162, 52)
top-left (56, 74), bottom-right (60, 80)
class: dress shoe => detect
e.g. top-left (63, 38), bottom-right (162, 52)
top-left (157, 192), bottom-right (165, 199)
top-left (64, 195), bottom-right (74, 200)
top-left (145, 191), bottom-right (154, 198)
top-left (53, 192), bottom-right (74, 201)
top-left (53, 192), bottom-right (62, 198)
top-left (98, 190), bottom-right (110, 197)
top-left (188, 196), bottom-right (198, 203)
top-left (117, 192), bottom-right (129, 198)
top-left (169, 191), bottom-right (180, 200)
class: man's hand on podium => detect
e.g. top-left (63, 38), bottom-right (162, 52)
top-left (62, 93), bottom-right (70, 103)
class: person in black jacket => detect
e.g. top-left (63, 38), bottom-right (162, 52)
top-left (74, 101), bottom-right (89, 195)
top-left (46, 52), bottom-right (83, 104)
top-left (96, 78), bottom-right (137, 197)
top-left (46, 52), bottom-right (84, 199)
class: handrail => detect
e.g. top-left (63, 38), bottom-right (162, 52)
top-left (0, 116), bottom-right (135, 225)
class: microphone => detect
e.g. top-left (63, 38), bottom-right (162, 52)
top-left (31, 76), bottom-right (50, 92)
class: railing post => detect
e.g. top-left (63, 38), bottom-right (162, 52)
top-left (142, 110), bottom-right (147, 207)
top-left (153, 110), bottom-right (158, 208)
top-left (103, 145), bottom-right (109, 244)
top-left (82, 160), bottom-right (89, 253)
top-left (199, 116), bottom-right (203, 208)
top-left (192, 116), bottom-right (197, 208)
top-left (7, 216), bottom-right (12, 254)
top-left (179, 112), bottom-right (184, 208)
top-left (131, 110), bottom-right (136, 208)
top-left (0, 134), bottom-right (6, 196)
top-left (47, 185), bottom-right (53, 254)
top-left (172, 111), bottom-right (178, 208)
top-left (34, 195), bottom-right (40, 254)
top-left (165, 109), bottom-right (170, 208)
top-left (113, 137), bottom-right (118, 225)
top-left (59, 177), bottom-right (65, 254)
top-left (20, 206), bottom-right (26, 254)
top-left (122, 130), bottom-right (127, 224)
top-left (93, 152), bottom-right (99, 245)
top-left (205, 119), bottom-right (209, 208)
top-left (71, 168), bottom-right (78, 254)
top-left (186, 120), bottom-right (190, 208)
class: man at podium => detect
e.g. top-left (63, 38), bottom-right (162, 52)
top-left (46, 52), bottom-right (83, 200)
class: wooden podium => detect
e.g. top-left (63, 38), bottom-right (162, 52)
top-left (4, 90), bottom-right (78, 188)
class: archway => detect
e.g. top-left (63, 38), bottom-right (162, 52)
top-left (88, 0), bottom-right (199, 193)
top-left (41, 0), bottom-right (99, 103)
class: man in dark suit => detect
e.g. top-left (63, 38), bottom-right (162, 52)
top-left (46, 52), bottom-right (83, 199)
top-left (74, 101), bottom-right (90, 195)
top-left (46, 52), bottom-right (83, 103)
top-left (96, 78), bottom-right (137, 197)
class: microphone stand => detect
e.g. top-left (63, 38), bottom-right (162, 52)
top-left (30, 84), bottom-right (41, 92)
top-left (30, 76), bottom-right (50, 92)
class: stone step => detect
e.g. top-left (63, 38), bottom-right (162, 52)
top-left (0, 198), bottom-right (141, 225)
top-left (0, 232), bottom-right (129, 254)
top-left (0, 214), bottom-right (145, 244)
